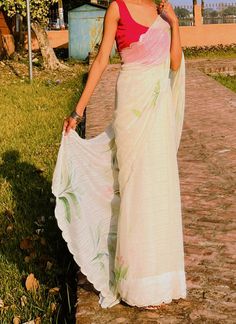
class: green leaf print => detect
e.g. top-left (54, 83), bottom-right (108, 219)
top-left (110, 258), bottom-right (128, 294)
top-left (59, 191), bottom-right (81, 223)
top-left (91, 252), bottom-right (109, 262)
top-left (67, 192), bottom-right (81, 219)
top-left (151, 80), bottom-right (161, 108)
top-left (59, 196), bottom-right (71, 223)
top-left (132, 109), bottom-right (142, 117)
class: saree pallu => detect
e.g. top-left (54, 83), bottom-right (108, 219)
top-left (52, 15), bottom-right (187, 308)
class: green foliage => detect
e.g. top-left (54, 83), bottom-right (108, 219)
top-left (204, 5), bottom-right (236, 18)
top-left (222, 6), bottom-right (236, 16)
top-left (213, 74), bottom-right (236, 93)
top-left (0, 0), bottom-right (58, 24)
top-left (183, 44), bottom-right (236, 59)
top-left (174, 7), bottom-right (190, 19)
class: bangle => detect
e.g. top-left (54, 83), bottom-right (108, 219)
top-left (70, 110), bottom-right (85, 124)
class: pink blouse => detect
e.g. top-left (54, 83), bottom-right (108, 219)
top-left (115, 0), bottom-right (153, 52)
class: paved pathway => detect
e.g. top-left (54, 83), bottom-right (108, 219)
top-left (76, 60), bottom-right (236, 323)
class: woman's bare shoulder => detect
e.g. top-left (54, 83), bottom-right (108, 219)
top-left (107, 0), bottom-right (120, 21)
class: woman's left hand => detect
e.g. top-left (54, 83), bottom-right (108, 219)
top-left (158, 0), bottom-right (179, 27)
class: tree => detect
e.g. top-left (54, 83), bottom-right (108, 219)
top-left (0, 0), bottom-right (67, 70)
top-left (209, 10), bottom-right (219, 18)
top-left (174, 7), bottom-right (190, 19)
top-left (222, 6), bottom-right (236, 16)
top-left (193, 0), bottom-right (197, 19)
top-left (201, 0), bottom-right (204, 16)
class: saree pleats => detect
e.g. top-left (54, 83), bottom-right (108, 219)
top-left (112, 56), bottom-right (186, 306)
top-left (52, 15), bottom-right (187, 308)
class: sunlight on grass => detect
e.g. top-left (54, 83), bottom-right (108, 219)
top-left (183, 44), bottom-right (236, 60)
top-left (0, 62), bottom-right (88, 323)
top-left (212, 74), bottom-right (236, 93)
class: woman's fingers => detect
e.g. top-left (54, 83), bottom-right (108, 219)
top-left (63, 117), bottom-right (69, 131)
top-left (63, 117), bottom-right (77, 135)
top-left (159, 0), bottom-right (168, 12)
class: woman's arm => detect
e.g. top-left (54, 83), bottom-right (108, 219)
top-left (159, 0), bottom-right (182, 71)
top-left (169, 20), bottom-right (182, 71)
top-left (64, 1), bottom-right (119, 134)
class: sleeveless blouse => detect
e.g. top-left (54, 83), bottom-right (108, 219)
top-left (115, 0), bottom-right (157, 52)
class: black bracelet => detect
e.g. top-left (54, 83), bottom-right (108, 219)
top-left (70, 110), bottom-right (85, 124)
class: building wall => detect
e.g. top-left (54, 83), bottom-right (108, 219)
top-left (180, 23), bottom-right (236, 47)
top-left (180, 4), bottom-right (236, 47)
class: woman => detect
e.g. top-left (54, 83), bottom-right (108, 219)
top-left (52, 0), bottom-right (187, 310)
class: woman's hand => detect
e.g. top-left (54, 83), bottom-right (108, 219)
top-left (63, 116), bottom-right (77, 135)
top-left (158, 0), bottom-right (179, 27)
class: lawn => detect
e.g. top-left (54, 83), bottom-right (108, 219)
top-left (183, 45), bottom-right (236, 60)
top-left (0, 59), bottom-right (88, 323)
top-left (212, 74), bottom-right (236, 93)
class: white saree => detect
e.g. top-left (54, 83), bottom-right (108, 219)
top-left (52, 15), bottom-right (187, 308)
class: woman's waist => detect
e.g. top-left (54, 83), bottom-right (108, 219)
top-left (120, 61), bottom-right (163, 72)
top-left (117, 62), bottom-right (170, 85)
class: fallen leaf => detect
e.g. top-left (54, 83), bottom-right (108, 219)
top-left (0, 298), bottom-right (4, 308)
top-left (22, 318), bottom-right (41, 324)
top-left (46, 261), bottom-right (53, 271)
top-left (35, 317), bottom-right (41, 324)
top-left (50, 302), bottom-right (57, 313)
top-left (20, 238), bottom-right (33, 250)
top-left (6, 224), bottom-right (14, 233)
top-left (13, 316), bottom-right (21, 324)
top-left (25, 273), bottom-right (39, 292)
top-left (48, 287), bottom-right (60, 295)
top-left (24, 256), bottom-right (31, 263)
top-left (20, 295), bottom-right (27, 307)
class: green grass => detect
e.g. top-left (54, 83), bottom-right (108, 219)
top-left (183, 44), bottom-right (236, 60)
top-left (212, 74), bottom-right (236, 93)
top-left (0, 60), bottom-right (88, 323)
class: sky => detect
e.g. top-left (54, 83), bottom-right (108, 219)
top-left (171, 0), bottom-right (236, 5)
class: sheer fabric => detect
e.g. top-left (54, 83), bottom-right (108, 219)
top-left (52, 14), bottom-right (187, 308)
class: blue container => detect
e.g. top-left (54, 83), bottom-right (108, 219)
top-left (68, 3), bottom-right (117, 60)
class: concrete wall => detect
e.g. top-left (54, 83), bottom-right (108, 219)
top-left (180, 23), bottom-right (236, 47)
top-left (180, 4), bottom-right (236, 47)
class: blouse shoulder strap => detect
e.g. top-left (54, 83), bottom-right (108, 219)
top-left (114, 0), bottom-right (129, 20)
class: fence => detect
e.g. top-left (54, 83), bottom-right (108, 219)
top-left (173, 1), bottom-right (236, 26)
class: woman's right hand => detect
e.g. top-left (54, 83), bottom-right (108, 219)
top-left (63, 116), bottom-right (77, 135)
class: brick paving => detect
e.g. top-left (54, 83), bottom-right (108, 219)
top-left (75, 60), bottom-right (236, 324)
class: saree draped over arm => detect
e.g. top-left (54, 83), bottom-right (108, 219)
top-left (52, 14), bottom-right (187, 308)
